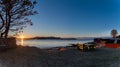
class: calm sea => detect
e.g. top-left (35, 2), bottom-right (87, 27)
top-left (17, 39), bottom-right (93, 48)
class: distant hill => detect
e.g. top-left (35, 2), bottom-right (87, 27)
top-left (26, 36), bottom-right (78, 40)
top-left (24, 36), bottom-right (111, 40)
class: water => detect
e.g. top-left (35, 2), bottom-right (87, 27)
top-left (17, 39), bottom-right (93, 48)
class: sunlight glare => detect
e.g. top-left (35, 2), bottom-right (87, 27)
top-left (20, 35), bottom-right (25, 39)
top-left (20, 35), bottom-right (24, 45)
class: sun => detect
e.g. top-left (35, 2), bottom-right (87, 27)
top-left (20, 35), bottom-right (25, 39)
top-left (17, 34), bottom-right (30, 39)
top-left (17, 35), bottom-right (25, 39)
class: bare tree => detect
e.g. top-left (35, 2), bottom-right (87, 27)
top-left (0, 0), bottom-right (37, 38)
top-left (111, 29), bottom-right (118, 38)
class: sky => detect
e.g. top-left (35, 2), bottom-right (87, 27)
top-left (23, 0), bottom-right (120, 38)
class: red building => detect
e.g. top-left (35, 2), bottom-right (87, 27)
top-left (94, 38), bottom-right (120, 48)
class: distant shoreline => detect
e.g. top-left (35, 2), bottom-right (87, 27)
top-left (22, 36), bottom-right (94, 40)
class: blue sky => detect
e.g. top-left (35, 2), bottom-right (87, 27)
top-left (24, 0), bottom-right (120, 37)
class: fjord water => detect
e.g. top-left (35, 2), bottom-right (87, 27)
top-left (17, 39), bottom-right (93, 48)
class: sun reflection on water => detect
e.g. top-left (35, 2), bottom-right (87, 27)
top-left (20, 35), bottom-right (24, 45)
top-left (21, 38), bottom-right (24, 45)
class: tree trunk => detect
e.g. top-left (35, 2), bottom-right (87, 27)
top-left (4, 27), bottom-right (9, 38)
top-left (4, 8), bottom-right (11, 38)
top-left (1, 33), bottom-right (4, 38)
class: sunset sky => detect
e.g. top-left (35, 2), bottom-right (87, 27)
top-left (23, 0), bottom-right (120, 38)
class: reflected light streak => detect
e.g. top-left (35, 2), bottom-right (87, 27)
top-left (21, 39), bottom-right (24, 45)
top-left (20, 35), bottom-right (24, 45)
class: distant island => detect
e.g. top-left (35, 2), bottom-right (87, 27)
top-left (25, 36), bottom-right (77, 40)
top-left (23, 36), bottom-right (97, 40)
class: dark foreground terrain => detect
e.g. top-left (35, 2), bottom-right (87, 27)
top-left (0, 46), bottom-right (119, 67)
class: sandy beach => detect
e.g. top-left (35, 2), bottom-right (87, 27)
top-left (0, 46), bottom-right (119, 67)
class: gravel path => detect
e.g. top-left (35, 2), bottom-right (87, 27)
top-left (0, 46), bottom-right (119, 67)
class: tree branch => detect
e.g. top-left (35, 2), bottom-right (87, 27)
top-left (0, 13), bottom-right (5, 30)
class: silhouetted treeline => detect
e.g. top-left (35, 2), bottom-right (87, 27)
top-left (26, 36), bottom-right (77, 40)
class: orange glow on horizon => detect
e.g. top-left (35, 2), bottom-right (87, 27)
top-left (17, 35), bottom-right (25, 39)
top-left (20, 35), bottom-right (25, 39)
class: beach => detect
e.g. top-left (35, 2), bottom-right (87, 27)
top-left (0, 46), bottom-right (119, 67)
